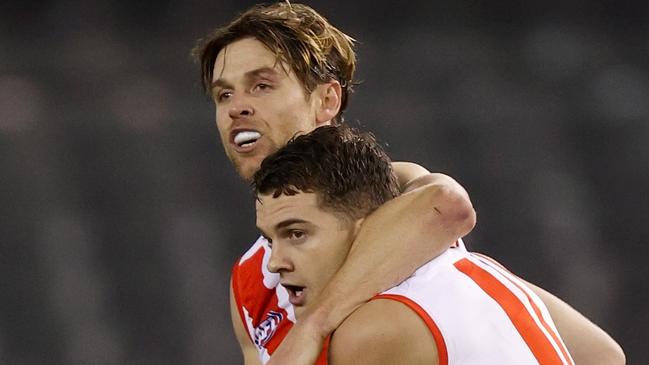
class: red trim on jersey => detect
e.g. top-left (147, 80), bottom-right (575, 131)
top-left (373, 293), bottom-right (448, 365)
top-left (232, 247), bottom-right (293, 356)
top-left (231, 261), bottom-right (250, 341)
top-left (315, 337), bottom-right (330, 365)
top-left (471, 253), bottom-right (574, 365)
top-left (231, 243), bottom-right (329, 363)
top-left (454, 258), bottom-right (569, 364)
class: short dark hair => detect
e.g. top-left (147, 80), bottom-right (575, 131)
top-left (192, 2), bottom-right (357, 124)
top-left (253, 125), bottom-right (399, 220)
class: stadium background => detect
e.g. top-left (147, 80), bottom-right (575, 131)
top-left (1, 0), bottom-right (647, 363)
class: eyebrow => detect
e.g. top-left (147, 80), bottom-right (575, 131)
top-left (256, 218), bottom-right (309, 239)
top-left (275, 218), bottom-right (309, 230)
top-left (210, 66), bottom-right (280, 91)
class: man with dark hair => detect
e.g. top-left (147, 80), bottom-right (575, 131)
top-left (254, 125), bottom-right (575, 364)
top-left (193, 2), bottom-right (624, 364)
top-left (254, 125), bottom-right (401, 223)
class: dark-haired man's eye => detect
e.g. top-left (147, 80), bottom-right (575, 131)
top-left (289, 230), bottom-right (305, 240)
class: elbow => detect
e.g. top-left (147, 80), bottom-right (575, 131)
top-left (450, 191), bottom-right (477, 239)
top-left (461, 207), bottom-right (477, 238)
top-left (424, 183), bottom-right (476, 239)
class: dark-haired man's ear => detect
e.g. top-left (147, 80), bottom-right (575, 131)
top-left (314, 81), bottom-right (342, 126)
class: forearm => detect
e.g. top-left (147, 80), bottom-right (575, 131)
top-left (302, 172), bottom-right (476, 337)
top-left (524, 280), bottom-right (626, 365)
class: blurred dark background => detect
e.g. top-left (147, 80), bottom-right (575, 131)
top-left (1, 0), bottom-right (647, 364)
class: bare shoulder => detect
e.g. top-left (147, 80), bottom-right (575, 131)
top-left (328, 298), bottom-right (438, 365)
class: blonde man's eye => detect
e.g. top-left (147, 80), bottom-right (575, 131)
top-left (218, 91), bottom-right (232, 101)
top-left (255, 83), bottom-right (271, 91)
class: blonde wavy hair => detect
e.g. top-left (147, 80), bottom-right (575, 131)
top-left (193, 2), bottom-right (357, 124)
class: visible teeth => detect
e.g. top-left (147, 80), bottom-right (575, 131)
top-left (234, 131), bottom-right (261, 146)
top-left (284, 285), bottom-right (304, 297)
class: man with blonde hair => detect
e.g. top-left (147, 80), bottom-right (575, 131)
top-left (193, 2), bottom-right (624, 364)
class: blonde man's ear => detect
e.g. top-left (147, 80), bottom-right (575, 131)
top-left (315, 81), bottom-right (342, 126)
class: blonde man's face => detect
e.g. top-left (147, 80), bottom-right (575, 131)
top-left (211, 37), bottom-right (327, 181)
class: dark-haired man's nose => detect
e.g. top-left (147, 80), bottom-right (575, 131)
top-left (267, 244), bottom-right (293, 274)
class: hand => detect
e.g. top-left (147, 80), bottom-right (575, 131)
top-left (267, 313), bottom-right (329, 365)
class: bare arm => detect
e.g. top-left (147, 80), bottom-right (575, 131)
top-left (392, 161), bottom-right (430, 189)
top-left (329, 299), bottom-right (438, 365)
top-left (524, 280), bottom-right (626, 365)
top-left (267, 162), bottom-right (475, 364)
top-left (230, 280), bottom-right (262, 365)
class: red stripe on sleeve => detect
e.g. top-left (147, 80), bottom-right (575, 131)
top-left (231, 260), bottom-right (250, 340)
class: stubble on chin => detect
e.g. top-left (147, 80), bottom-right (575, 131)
top-left (232, 158), bottom-right (255, 182)
top-left (229, 139), bottom-right (281, 182)
top-left (222, 146), bottom-right (253, 182)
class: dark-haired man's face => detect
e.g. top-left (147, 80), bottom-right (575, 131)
top-left (211, 38), bottom-right (330, 181)
top-left (256, 191), bottom-right (361, 319)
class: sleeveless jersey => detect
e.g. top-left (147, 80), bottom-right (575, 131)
top-left (375, 245), bottom-right (575, 365)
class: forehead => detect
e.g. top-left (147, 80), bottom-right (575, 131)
top-left (213, 37), bottom-right (288, 83)
top-left (256, 192), bottom-right (320, 225)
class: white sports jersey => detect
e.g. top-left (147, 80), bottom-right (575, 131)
top-left (376, 244), bottom-right (574, 365)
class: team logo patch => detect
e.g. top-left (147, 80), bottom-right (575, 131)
top-left (253, 311), bottom-right (283, 347)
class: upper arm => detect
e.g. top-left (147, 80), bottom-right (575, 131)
top-left (524, 280), bottom-right (626, 365)
top-left (329, 299), bottom-right (438, 365)
top-left (230, 279), bottom-right (262, 365)
top-left (391, 161), bottom-right (430, 190)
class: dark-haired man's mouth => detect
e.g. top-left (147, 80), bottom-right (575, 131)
top-left (282, 284), bottom-right (306, 306)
